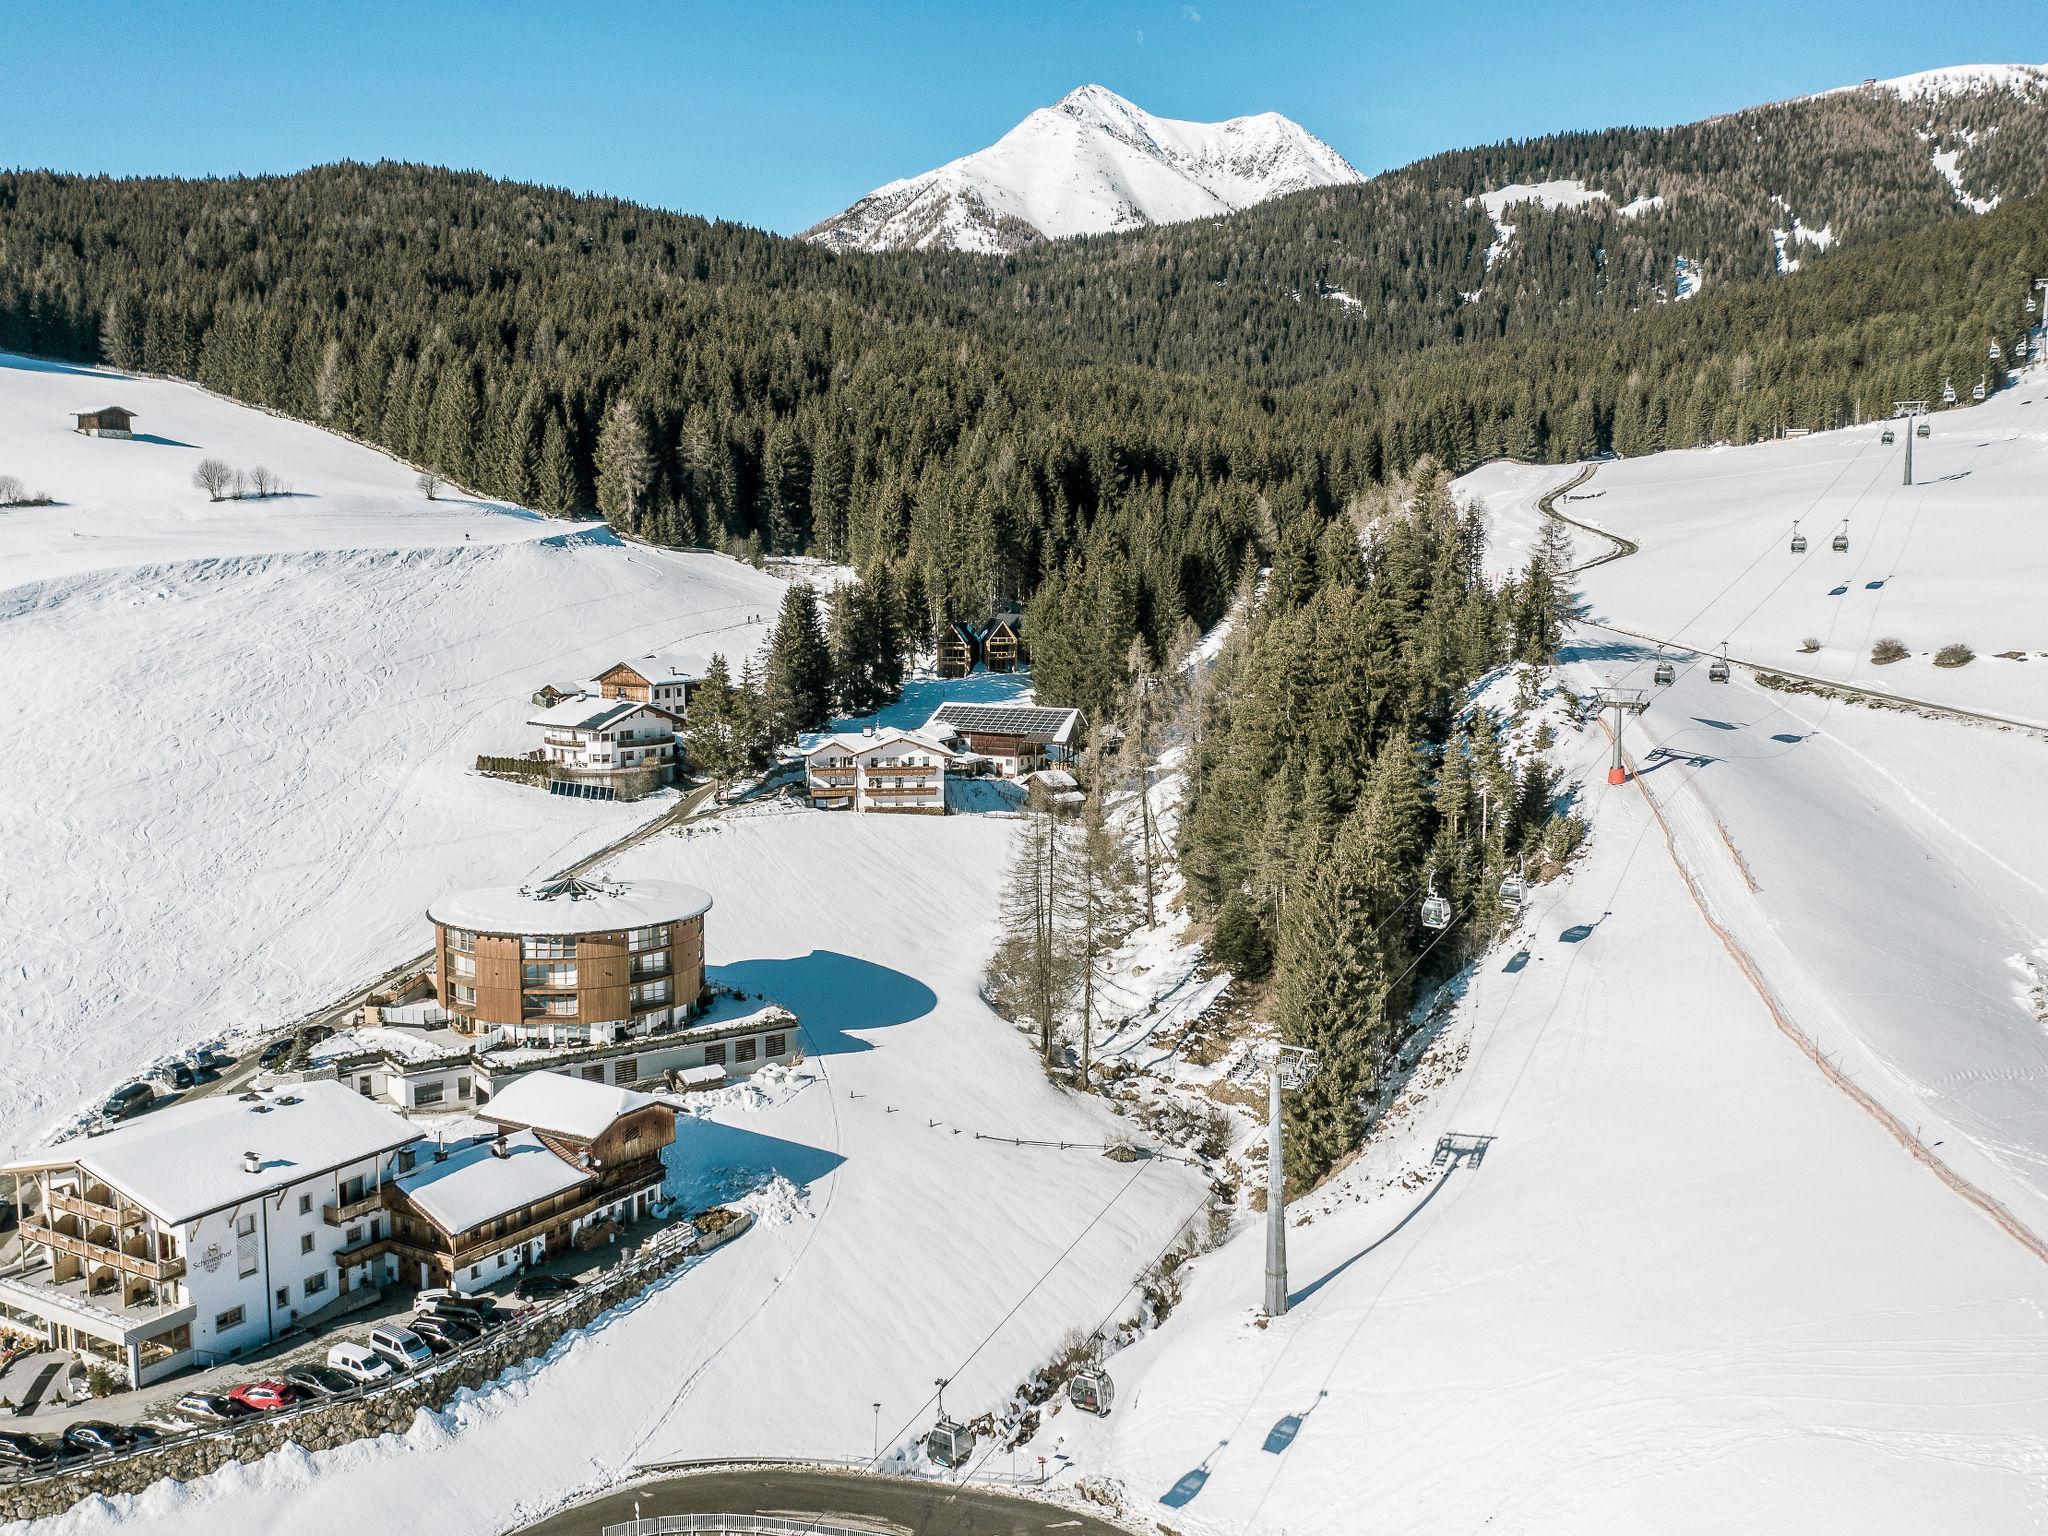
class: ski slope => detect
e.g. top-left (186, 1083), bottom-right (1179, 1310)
top-left (0, 353), bottom-right (785, 1151)
top-left (1466, 381), bottom-right (2048, 722)
top-left (1032, 670), bottom-right (2048, 1535)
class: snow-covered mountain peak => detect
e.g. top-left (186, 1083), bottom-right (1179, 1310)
top-left (803, 86), bottom-right (1362, 255)
top-left (1820, 62), bottom-right (2048, 102)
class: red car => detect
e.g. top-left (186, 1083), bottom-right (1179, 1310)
top-left (228, 1380), bottom-right (299, 1413)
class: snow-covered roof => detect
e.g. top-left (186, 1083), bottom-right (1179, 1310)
top-left (480, 1069), bottom-right (663, 1142)
top-left (4, 1081), bottom-right (422, 1225)
top-left (427, 875), bottom-right (713, 936)
top-left (606, 652), bottom-right (711, 685)
top-left (393, 1129), bottom-right (589, 1236)
top-left (526, 696), bottom-right (679, 732)
top-left (928, 702), bottom-right (1083, 746)
top-left (799, 726), bottom-right (959, 759)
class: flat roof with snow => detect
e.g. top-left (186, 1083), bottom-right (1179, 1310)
top-left (481, 1070), bottom-right (662, 1142)
top-left (4, 1081), bottom-right (422, 1225)
top-left (394, 1129), bottom-right (590, 1236)
top-left (428, 875), bottom-right (713, 936)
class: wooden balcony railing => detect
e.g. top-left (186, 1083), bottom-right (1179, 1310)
top-left (46, 1188), bottom-right (145, 1230)
top-left (23, 1220), bottom-right (184, 1281)
top-left (324, 1192), bottom-right (385, 1227)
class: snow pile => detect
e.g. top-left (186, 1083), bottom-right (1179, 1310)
top-left (0, 353), bottom-right (785, 1154)
top-left (804, 84), bottom-right (1361, 254)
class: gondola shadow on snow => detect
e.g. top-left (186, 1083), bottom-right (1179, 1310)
top-left (709, 951), bottom-right (937, 1058)
top-left (1263, 1390), bottom-right (1330, 1453)
top-left (1159, 1442), bottom-right (1229, 1508)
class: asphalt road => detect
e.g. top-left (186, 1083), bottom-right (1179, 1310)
top-left (515, 1468), bottom-right (1139, 1536)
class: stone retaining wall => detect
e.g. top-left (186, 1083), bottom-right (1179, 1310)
top-left (0, 1211), bottom-right (753, 1523)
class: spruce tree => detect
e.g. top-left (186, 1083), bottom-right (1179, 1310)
top-left (595, 396), bottom-right (654, 532)
top-left (762, 583), bottom-right (833, 739)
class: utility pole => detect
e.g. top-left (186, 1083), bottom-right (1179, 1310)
top-left (1262, 1042), bottom-right (1321, 1317)
top-left (1588, 687), bottom-right (1650, 787)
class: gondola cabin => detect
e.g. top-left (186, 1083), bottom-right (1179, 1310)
top-left (1497, 874), bottom-right (1527, 911)
top-left (1832, 529), bottom-right (1849, 553)
top-left (1881, 429), bottom-right (1895, 444)
top-left (1420, 892), bottom-right (1453, 930)
top-left (1653, 660), bottom-right (1675, 687)
top-left (1789, 531), bottom-right (1807, 554)
top-left (73, 406), bottom-right (136, 439)
top-left (1708, 656), bottom-right (1731, 683)
top-left (1069, 1366), bottom-right (1115, 1416)
top-left (1916, 422), bottom-right (1930, 438)
top-left (926, 1417), bottom-right (976, 1468)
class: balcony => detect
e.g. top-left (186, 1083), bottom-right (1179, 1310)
top-left (22, 1220), bottom-right (185, 1282)
top-left (810, 767), bottom-right (856, 783)
top-left (543, 735), bottom-right (589, 749)
top-left (46, 1188), bottom-right (145, 1230)
top-left (866, 784), bottom-right (940, 798)
top-left (324, 1191), bottom-right (385, 1226)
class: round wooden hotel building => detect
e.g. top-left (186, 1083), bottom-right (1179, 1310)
top-left (426, 875), bottom-right (712, 1046)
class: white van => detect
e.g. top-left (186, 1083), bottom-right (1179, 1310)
top-left (367, 1324), bottom-right (434, 1372)
top-left (327, 1341), bottom-right (396, 1385)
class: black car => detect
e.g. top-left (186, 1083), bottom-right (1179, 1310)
top-left (419, 1296), bottom-right (487, 1328)
top-left (256, 1038), bottom-right (295, 1070)
top-left (410, 1315), bottom-right (475, 1350)
top-left (60, 1421), bottom-right (145, 1455)
top-left (100, 1082), bottom-right (155, 1121)
top-left (514, 1273), bottom-right (575, 1300)
top-left (282, 1364), bottom-right (357, 1398)
top-left (160, 1062), bottom-right (197, 1091)
top-left (0, 1431), bottom-right (57, 1468)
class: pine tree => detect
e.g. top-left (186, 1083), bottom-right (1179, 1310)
top-left (762, 583), bottom-right (833, 739)
top-left (537, 410), bottom-right (579, 515)
top-left (595, 396), bottom-right (654, 531)
top-left (682, 654), bottom-right (747, 789)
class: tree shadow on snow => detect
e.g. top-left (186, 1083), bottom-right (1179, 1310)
top-left (710, 951), bottom-right (937, 1057)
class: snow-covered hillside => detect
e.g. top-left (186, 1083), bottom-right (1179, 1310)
top-left (1817, 61), bottom-right (2048, 102)
top-left (0, 354), bottom-right (785, 1150)
top-left (803, 84), bottom-right (1360, 254)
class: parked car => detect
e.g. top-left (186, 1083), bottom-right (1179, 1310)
top-left (0, 1431), bottom-right (58, 1467)
top-left (227, 1381), bottom-right (298, 1413)
top-left (157, 1061), bottom-right (197, 1091)
top-left (283, 1364), bottom-right (357, 1399)
top-left (256, 1038), bottom-right (295, 1070)
top-left (325, 1342), bottom-right (396, 1386)
top-left (100, 1082), bottom-right (155, 1121)
top-left (193, 1045), bottom-right (235, 1071)
top-left (413, 1287), bottom-right (462, 1311)
top-left (418, 1294), bottom-right (486, 1327)
top-left (409, 1315), bottom-right (474, 1352)
top-left (365, 1325), bottom-right (433, 1373)
top-left (60, 1421), bottom-right (154, 1454)
top-left (514, 1273), bottom-right (575, 1301)
top-left (173, 1391), bottom-right (252, 1424)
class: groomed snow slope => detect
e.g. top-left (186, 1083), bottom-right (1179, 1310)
top-left (1464, 381), bottom-right (2048, 722)
top-left (14, 807), bottom-right (1206, 1536)
top-left (1030, 668), bottom-right (2048, 1534)
top-left (0, 354), bottom-right (784, 1151)
top-left (803, 84), bottom-right (1360, 254)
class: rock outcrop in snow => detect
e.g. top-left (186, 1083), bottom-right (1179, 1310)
top-left (803, 84), bottom-right (1362, 254)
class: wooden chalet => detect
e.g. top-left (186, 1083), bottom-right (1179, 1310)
top-left (73, 406), bottom-right (137, 438)
top-left (596, 653), bottom-right (707, 712)
top-left (928, 702), bottom-right (1084, 777)
top-left (936, 622), bottom-right (982, 680)
top-left (982, 612), bottom-right (1024, 673)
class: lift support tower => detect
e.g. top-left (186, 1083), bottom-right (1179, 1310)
top-left (1263, 1043), bottom-right (1322, 1318)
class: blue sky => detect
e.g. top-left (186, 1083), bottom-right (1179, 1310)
top-left (5, 1), bottom-right (2042, 233)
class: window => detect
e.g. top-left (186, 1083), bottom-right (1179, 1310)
top-left (522, 962), bottom-right (578, 986)
top-left (345, 1226), bottom-right (363, 1245)
top-left (627, 925), bottom-right (669, 952)
top-left (454, 984), bottom-right (477, 1006)
top-left (736, 1038), bottom-right (758, 1064)
top-left (499, 1253), bottom-right (512, 1269)
top-left (214, 1306), bottom-right (245, 1332)
top-left (631, 979), bottom-right (670, 1005)
top-left (703, 1042), bottom-right (726, 1067)
top-left (358, 1076), bottom-right (374, 1096)
top-left (298, 1193), bottom-right (313, 1216)
top-left (457, 1076), bottom-right (472, 1099)
top-left (300, 1233), bottom-right (315, 1255)
top-left (275, 1286), bottom-right (291, 1310)
top-left (237, 1213), bottom-right (258, 1278)
top-left (414, 1081), bottom-right (446, 1107)
top-left (632, 949), bottom-right (669, 975)
top-left (765, 1033), bottom-right (786, 1057)
top-left (522, 935), bottom-right (577, 959)
top-left (451, 952), bottom-right (476, 979)
top-left (304, 1273), bottom-right (328, 1297)
top-left (469, 1265), bottom-right (481, 1280)
top-left (446, 928), bottom-right (476, 953)
top-left (524, 994), bottom-right (577, 1017)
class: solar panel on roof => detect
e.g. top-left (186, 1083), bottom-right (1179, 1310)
top-left (932, 703), bottom-right (1078, 741)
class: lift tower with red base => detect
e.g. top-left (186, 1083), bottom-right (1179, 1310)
top-left (1590, 686), bottom-right (1650, 786)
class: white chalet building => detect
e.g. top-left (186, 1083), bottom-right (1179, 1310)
top-left (0, 1084), bottom-right (423, 1387)
top-left (799, 726), bottom-right (957, 814)
top-left (528, 696), bottom-right (681, 780)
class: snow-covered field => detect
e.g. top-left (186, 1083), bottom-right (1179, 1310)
top-left (1030, 668), bottom-right (2048, 1534)
top-left (0, 354), bottom-right (784, 1150)
top-left (1466, 380), bottom-right (2048, 722)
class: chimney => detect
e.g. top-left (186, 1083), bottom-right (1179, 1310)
top-left (433, 1133), bottom-right (449, 1163)
top-left (242, 1151), bottom-right (260, 1174)
top-left (491, 1134), bottom-right (510, 1159)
